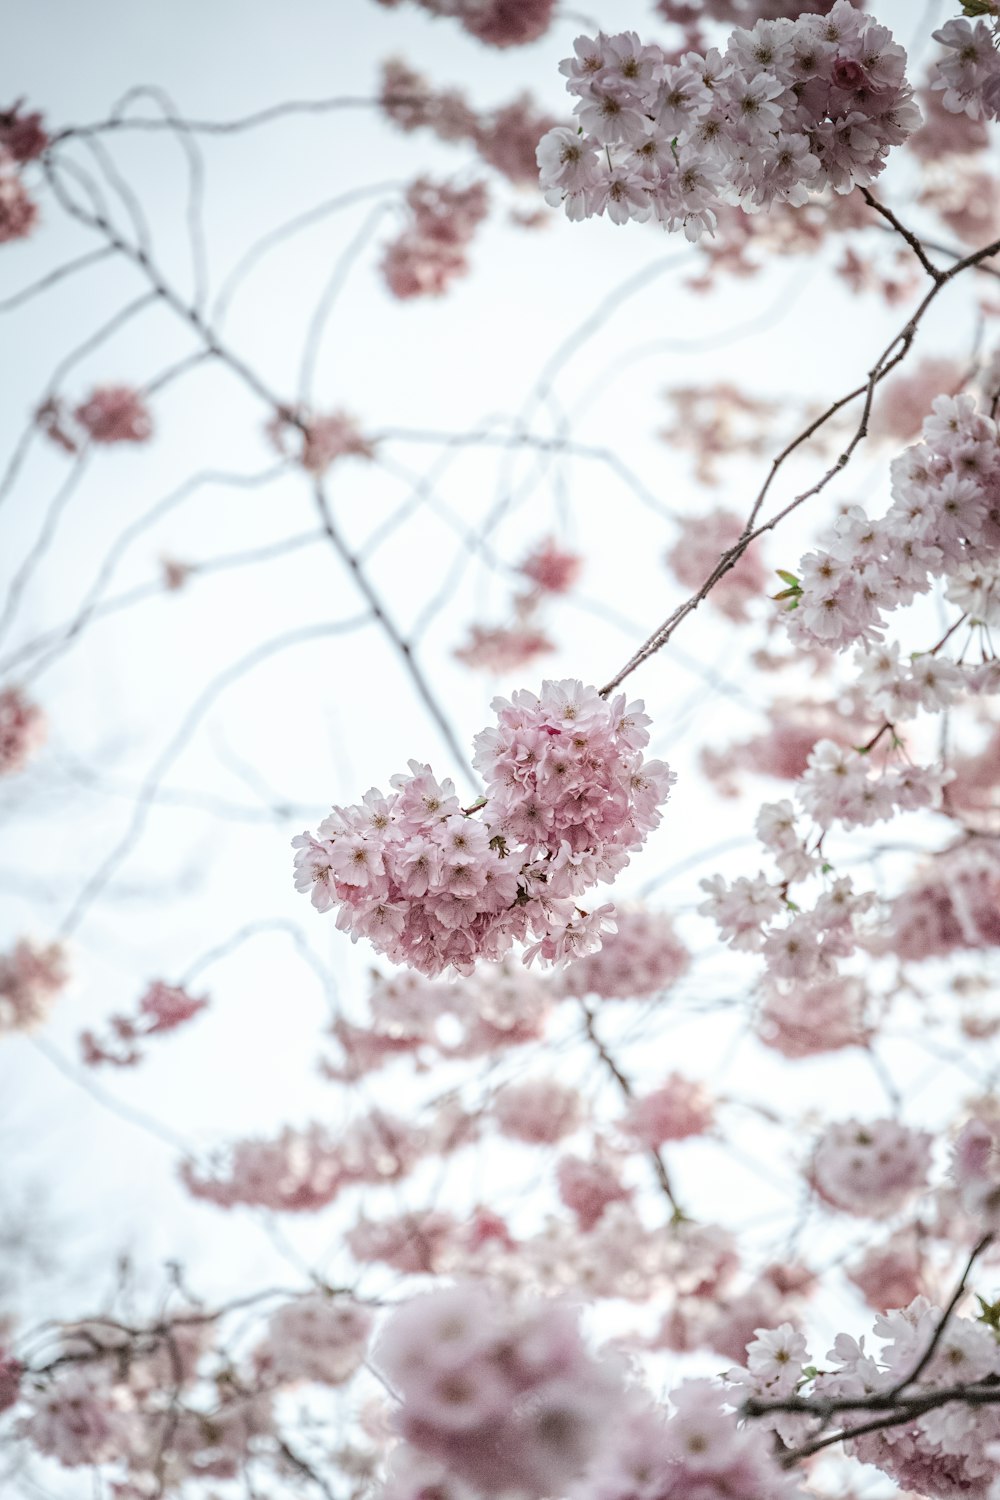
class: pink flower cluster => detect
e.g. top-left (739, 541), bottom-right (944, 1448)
top-left (374, 0), bottom-right (556, 49)
top-left (493, 1077), bottom-right (582, 1144)
top-left (266, 406), bottom-right (376, 473)
top-left (293, 680), bottom-right (675, 977)
top-left (847, 1231), bottom-right (927, 1312)
top-left (887, 844), bottom-right (1000, 961)
top-left (381, 178), bottom-right (489, 299)
top-left (0, 937), bottom-right (68, 1034)
top-left (799, 738), bottom-right (951, 830)
top-left (375, 1283), bottom-right (621, 1498)
top-left (0, 685), bottom-right (46, 776)
top-left (665, 507), bottom-right (767, 621)
top-left (932, 17), bottom-right (1000, 123)
top-left (74, 385), bottom-right (153, 445)
top-left (810, 1117), bottom-right (932, 1218)
top-left (787, 395), bottom-right (1000, 654)
top-left (538, 5), bottom-right (918, 240)
top-left (374, 1283), bottom-right (800, 1500)
top-left (756, 973), bottom-right (869, 1058)
top-left (20, 1368), bottom-right (137, 1467)
top-left (254, 1294), bottom-right (373, 1387)
top-left (619, 1072), bottom-right (714, 1148)
top-left (754, 1300), bottom-right (1000, 1500)
top-left (567, 1383), bottom-right (803, 1500)
top-left (80, 981), bottom-right (208, 1068)
top-left (0, 101), bottom-right (49, 163)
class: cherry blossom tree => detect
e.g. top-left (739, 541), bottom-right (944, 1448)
top-left (3, 1), bottom-right (1000, 1497)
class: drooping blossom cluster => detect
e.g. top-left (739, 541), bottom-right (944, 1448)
top-left (374, 0), bottom-right (556, 49)
top-left (381, 59), bottom-right (560, 188)
top-left (0, 684), bottom-right (46, 776)
top-left (80, 980), bottom-right (208, 1068)
top-left (293, 680), bottom-right (675, 976)
top-left (538, 5), bottom-right (918, 240)
top-left (932, 16), bottom-right (1000, 123)
top-left (810, 1116), bottom-right (933, 1218)
top-left (381, 177), bottom-right (490, 299)
top-left (0, 937), bottom-right (69, 1034)
top-left (266, 406), bottom-right (376, 473)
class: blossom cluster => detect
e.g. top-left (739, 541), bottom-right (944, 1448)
top-left (180, 1103), bottom-right (475, 1211)
top-left (381, 177), bottom-right (490, 299)
top-left (537, 4), bottom-right (918, 240)
top-left (254, 1293), bottom-right (373, 1387)
top-left (787, 395), bottom-right (1000, 654)
top-left (0, 685), bottom-right (46, 776)
top-left (293, 680), bottom-right (674, 977)
top-left (0, 937), bottom-right (68, 1034)
top-left (736, 1299), bottom-right (1000, 1500)
top-left (37, 385), bottom-right (153, 452)
top-left (266, 406), bottom-right (376, 473)
top-left (375, 1283), bottom-right (801, 1500)
top-left (0, 103), bottom-right (44, 246)
top-left (810, 1116), bottom-right (933, 1218)
top-left (932, 16), bottom-right (1000, 123)
top-left (80, 980), bottom-right (208, 1068)
top-left (887, 842), bottom-right (1000, 962)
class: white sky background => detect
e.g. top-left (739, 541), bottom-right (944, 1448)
top-left (1, 0), bottom-right (995, 1475)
